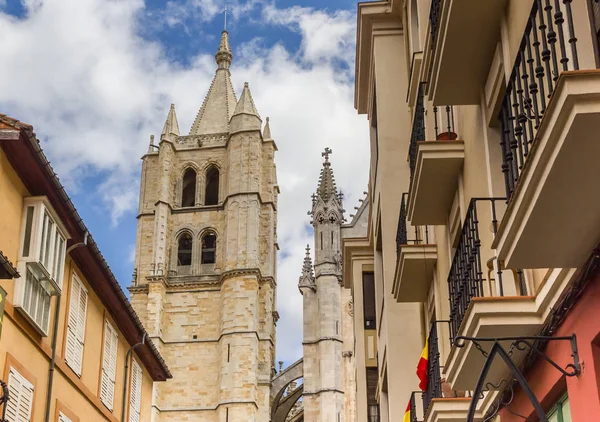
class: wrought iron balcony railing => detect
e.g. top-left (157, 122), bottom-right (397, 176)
top-left (396, 192), bottom-right (430, 257)
top-left (499, 0), bottom-right (579, 200)
top-left (448, 198), bottom-right (527, 340)
top-left (409, 390), bottom-right (419, 422)
top-left (429, 0), bottom-right (442, 48)
top-left (408, 84), bottom-right (456, 180)
top-left (422, 322), bottom-right (443, 417)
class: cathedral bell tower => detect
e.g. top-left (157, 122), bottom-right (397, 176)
top-left (130, 31), bottom-right (279, 422)
top-left (300, 148), bottom-right (345, 422)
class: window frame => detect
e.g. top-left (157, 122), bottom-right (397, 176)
top-left (547, 393), bottom-right (571, 422)
top-left (18, 197), bottom-right (68, 292)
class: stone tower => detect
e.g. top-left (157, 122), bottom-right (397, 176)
top-left (129, 31), bottom-right (279, 422)
top-left (300, 149), bottom-right (346, 421)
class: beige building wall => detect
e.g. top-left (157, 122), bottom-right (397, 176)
top-left (359, 10), bottom-right (425, 421)
top-left (0, 142), bottom-right (162, 422)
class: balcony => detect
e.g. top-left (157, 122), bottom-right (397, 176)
top-left (414, 323), bottom-right (496, 422)
top-left (442, 199), bottom-right (540, 391)
top-left (493, 0), bottom-right (600, 269)
top-left (393, 193), bottom-right (436, 303)
top-left (407, 85), bottom-right (464, 225)
top-left (426, 0), bottom-right (507, 105)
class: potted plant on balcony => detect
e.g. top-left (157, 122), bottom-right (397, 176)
top-left (436, 131), bottom-right (458, 141)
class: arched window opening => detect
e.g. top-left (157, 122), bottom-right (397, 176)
top-left (202, 232), bottom-right (217, 264)
top-left (205, 167), bottom-right (219, 206)
top-left (177, 233), bottom-right (193, 267)
top-left (181, 169), bottom-right (197, 207)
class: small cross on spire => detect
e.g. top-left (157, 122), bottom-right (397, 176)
top-left (224, 0), bottom-right (228, 31)
top-left (322, 147), bottom-right (332, 163)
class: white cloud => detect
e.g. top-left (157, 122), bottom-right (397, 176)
top-left (0, 0), bottom-right (369, 365)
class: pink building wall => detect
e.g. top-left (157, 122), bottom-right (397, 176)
top-left (500, 271), bottom-right (600, 421)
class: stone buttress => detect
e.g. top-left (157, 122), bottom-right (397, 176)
top-left (300, 149), bottom-right (346, 422)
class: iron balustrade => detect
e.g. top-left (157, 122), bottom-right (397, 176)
top-left (429, 0), bottom-right (442, 48)
top-left (499, 0), bottom-right (579, 200)
top-left (447, 198), bottom-right (527, 340)
top-left (408, 84), bottom-right (456, 181)
top-left (396, 193), bottom-right (430, 258)
top-left (422, 322), bottom-right (443, 417)
top-left (409, 391), bottom-right (419, 422)
top-left (409, 84), bottom-right (426, 179)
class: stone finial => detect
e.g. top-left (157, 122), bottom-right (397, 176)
top-left (148, 134), bottom-right (155, 153)
top-left (298, 245), bottom-right (316, 293)
top-left (161, 103), bottom-right (180, 140)
top-left (278, 361), bottom-right (284, 372)
top-left (232, 82), bottom-right (261, 118)
top-left (263, 117), bottom-right (272, 140)
top-left (215, 30), bottom-right (233, 70)
top-left (316, 148), bottom-right (337, 202)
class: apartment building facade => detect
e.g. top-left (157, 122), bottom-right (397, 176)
top-left (355, 0), bottom-right (600, 421)
top-left (0, 115), bottom-right (171, 422)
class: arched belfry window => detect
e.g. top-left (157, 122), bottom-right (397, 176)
top-left (205, 167), bottom-right (219, 206)
top-left (177, 233), bottom-right (193, 267)
top-left (201, 232), bottom-right (217, 264)
top-left (181, 168), bottom-right (197, 207)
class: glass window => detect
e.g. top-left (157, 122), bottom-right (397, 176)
top-left (547, 394), bottom-right (571, 422)
top-left (22, 206), bottom-right (34, 257)
top-left (363, 272), bottom-right (376, 329)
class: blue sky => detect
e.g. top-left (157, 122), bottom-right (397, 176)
top-left (0, 0), bottom-right (369, 365)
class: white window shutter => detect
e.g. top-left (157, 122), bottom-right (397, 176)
top-left (65, 275), bottom-right (87, 376)
top-left (58, 412), bottom-right (73, 422)
top-left (101, 321), bottom-right (118, 411)
top-left (129, 360), bottom-right (142, 422)
top-left (6, 367), bottom-right (34, 422)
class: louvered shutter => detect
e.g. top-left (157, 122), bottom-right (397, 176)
top-left (100, 321), bottom-right (118, 410)
top-left (6, 367), bottom-right (34, 422)
top-left (65, 275), bottom-right (87, 376)
top-left (129, 360), bottom-right (142, 422)
top-left (58, 412), bottom-right (73, 422)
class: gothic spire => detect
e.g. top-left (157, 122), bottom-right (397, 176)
top-left (215, 30), bottom-right (232, 70)
top-left (230, 82), bottom-right (262, 133)
top-left (317, 148), bottom-right (337, 202)
top-left (233, 82), bottom-right (261, 118)
top-left (189, 31), bottom-right (237, 136)
top-left (298, 245), bottom-right (316, 293)
top-left (161, 104), bottom-right (180, 140)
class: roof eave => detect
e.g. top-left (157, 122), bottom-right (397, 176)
top-left (0, 114), bottom-right (171, 381)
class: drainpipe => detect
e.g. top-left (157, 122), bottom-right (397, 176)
top-left (121, 333), bottom-right (146, 422)
top-left (44, 232), bottom-right (88, 422)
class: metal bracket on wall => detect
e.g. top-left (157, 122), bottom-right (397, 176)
top-left (454, 335), bottom-right (580, 422)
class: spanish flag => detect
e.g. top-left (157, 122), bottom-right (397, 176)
top-left (403, 399), bottom-right (411, 422)
top-left (416, 337), bottom-right (429, 390)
